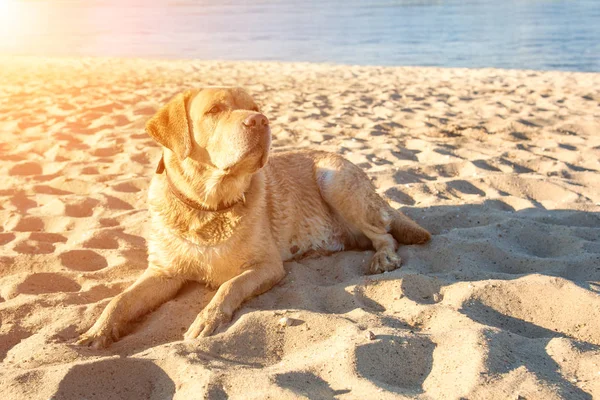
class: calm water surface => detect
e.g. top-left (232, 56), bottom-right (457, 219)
top-left (1, 0), bottom-right (598, 71)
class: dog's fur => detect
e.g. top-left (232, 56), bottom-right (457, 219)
top-left (77, 87), bottom-right (431, 348)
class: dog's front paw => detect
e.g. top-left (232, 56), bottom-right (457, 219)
top-left (76, 325), bottom-right (119, 349)
top-left (370, 249), bottom-right (402, 274)
top-left (184, 307), bottom-right (231, 340)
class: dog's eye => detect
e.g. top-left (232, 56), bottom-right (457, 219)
top-left (207, 105), bottom-right (222, 114)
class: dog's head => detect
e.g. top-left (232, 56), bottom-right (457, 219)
top-left (146, 87), bottom-right (271, 175)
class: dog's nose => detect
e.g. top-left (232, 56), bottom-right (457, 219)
top-left (243, 113), bottom-right (269, 128)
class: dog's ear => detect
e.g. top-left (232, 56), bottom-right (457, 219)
top-left (146, 89), bottom-right (198, 160)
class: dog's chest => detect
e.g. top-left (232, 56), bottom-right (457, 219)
top-left (186, 211), bottom-right (243, 246)
top-left (149, 204), bottom-right (250, 281)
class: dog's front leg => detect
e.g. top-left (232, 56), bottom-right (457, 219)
top-left (77, 268), bottom-right (184, 348)
top-left (184, 263), bottom-right (285, 339)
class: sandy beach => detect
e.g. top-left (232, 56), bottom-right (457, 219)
top-left (0, 56), bottom-right (599, 399)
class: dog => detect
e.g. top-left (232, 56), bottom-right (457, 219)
top-left (77, 87), bottom-right (431, 348)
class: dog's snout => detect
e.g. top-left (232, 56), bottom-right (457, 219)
top-left (243, 113), bottom-right (269, 128)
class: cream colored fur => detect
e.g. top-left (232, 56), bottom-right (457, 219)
top-left (77, 87), bottom-right (431, 348)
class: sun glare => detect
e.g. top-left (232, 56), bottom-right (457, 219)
top-left (0, 0), bottom-right (24, 44)
top-left (0, 0), bottom-right (19, 21)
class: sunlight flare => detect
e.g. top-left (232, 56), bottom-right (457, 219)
top-left (0, 0), bottom-right (23, 42)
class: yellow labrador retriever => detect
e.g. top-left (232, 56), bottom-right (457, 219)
top-left (78, 87), bottom-right (431, 348)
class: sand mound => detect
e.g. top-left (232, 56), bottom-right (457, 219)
top-left (0, 56), bottom-right (599, 399)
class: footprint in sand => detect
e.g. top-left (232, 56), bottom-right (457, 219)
top-left (354, 334), bottom-right (435, 392)
top-left (16, 273), bottom-right (81, 295)
top-left (59, 250), bottom-right (108, 272)
top-left (103, 194), bottom-right (134, 210)
top-left (53, 359), bottom-right (175, 400)
top-left (133, 105), bottom-right (157, 116)
top-left (113, 114), bottom-right (131, 127)
top-left (82, 231), bottom-right (119, 250)
top-left (93, 147), bottom-right (122, 158)
top-left (130, 153), bottom-right (151, 165)
top-left (9, 162), bottom-right (43, 176)
top-left (80, 167), bottom-right (100, 175)
top-left (33, 185), bottom-right (73, 195)
top-left (64, 198), bottom-right (100, 218)
top-left (13, 232), bottom-right (68, 254)
top-left (0, 233), bottom-right (16, 246)
top-left (99, 218), bottom-right (119, 227)
top-left (5, 216), bottom-right (45, 232)
top-left (13, 240), bottom-right (55, 254)
top-left (29, 232), bottom-right (68, 243)
top-left (10, 192), bottom-right (37, 212)
top-left (112, 181), bottom-right (143, 193)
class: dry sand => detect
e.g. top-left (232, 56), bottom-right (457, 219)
top-left (0, 56), bottom-right (599, 399)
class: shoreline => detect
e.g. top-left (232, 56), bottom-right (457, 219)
top-left (2, 55), bottom-right (600, 75)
